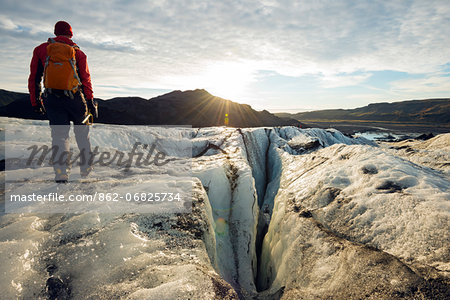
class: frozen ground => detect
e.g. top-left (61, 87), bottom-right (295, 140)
top-left (0, 117), bottom-right (449, 299)
top-left (380, 134), bottom-right (450, 176)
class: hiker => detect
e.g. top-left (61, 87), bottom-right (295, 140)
top-left (28, 21), bottom-right (98, 183)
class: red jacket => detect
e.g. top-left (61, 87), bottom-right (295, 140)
top-left (28, 36), bottom-right (93, 106)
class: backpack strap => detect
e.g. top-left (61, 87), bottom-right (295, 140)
top-left (43, 39), bottom-right (55, 89)
top-left (47, 38), bottom-right (79, 50)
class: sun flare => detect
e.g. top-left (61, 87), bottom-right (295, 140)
top-left (201, 62), bottom-right (256, 101)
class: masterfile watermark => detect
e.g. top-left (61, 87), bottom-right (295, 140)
top-left (9, 192), bottom-right (183, 202)
top-left (26, 142), bottom-right (171, 171)
top-left (3, 124), bottom-right (193, 214)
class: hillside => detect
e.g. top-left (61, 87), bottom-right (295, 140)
top-left (276, 99), bottom-right (450, 124)
top-left (0, 89), bottom-right (29, 107)
top-left (0, 89), bottom-right (301, 127)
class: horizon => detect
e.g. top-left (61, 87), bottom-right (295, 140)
top-left (3, 87), bottom-right (448, 115)
top-left (1, 1), bottom-right (449, 111)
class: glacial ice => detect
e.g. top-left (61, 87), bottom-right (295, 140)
top-left (1, 117), bottom-right (449, 299)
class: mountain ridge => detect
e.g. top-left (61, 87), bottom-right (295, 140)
top-left (0, 89), bottom-right (302, 128)
top-left (275, 98), bottom-right (450, 124)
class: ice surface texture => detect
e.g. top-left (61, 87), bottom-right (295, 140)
top-left (0, 117), bottom-right (448, 299)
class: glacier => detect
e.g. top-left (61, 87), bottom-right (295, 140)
top-left (0, 117), bottom-right (449, 299)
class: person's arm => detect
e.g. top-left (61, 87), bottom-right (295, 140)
top-left (76, 50), bottom-right (97, 118)
top-left (76, 50), bottom-right (94, 100)
top-left (28, 46), bottom-right (44, 107)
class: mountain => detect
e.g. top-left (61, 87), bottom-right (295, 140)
top-left (0, 89), bottom-right (29, 107)
top-left (277, 99), bottom-right (450, 124)
top-left (0, 89), bottom-right (302, 127)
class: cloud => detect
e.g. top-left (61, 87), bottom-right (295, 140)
top-left (0, 15), bottom-right (17, 30)
top-left (390, 74), bottom-right (450, 95)
top-left (76, 38), bottom-right (138, 53)
top-left (320, 73), bottom-right (373, 88)
top-left (1, 0), bottom-right (449, 104)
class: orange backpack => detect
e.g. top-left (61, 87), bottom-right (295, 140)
top-left (43, 38), bottom-right (81, 96)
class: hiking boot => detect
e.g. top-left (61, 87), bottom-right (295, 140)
top-left (55, 174), bottom-right (69, 183)
top-left (80, 166), bottom-right (93, 178)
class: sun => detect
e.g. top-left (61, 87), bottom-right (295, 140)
top-left (158, 61), bottom-right (257, 102)
top-left (201, 61), bottom-right (256, 101)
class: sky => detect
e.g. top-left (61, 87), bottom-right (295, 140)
top-left (0, 0), bottom-right (449, 112)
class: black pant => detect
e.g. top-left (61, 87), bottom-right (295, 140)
top-left (43, 91), bottom-right (92, 179)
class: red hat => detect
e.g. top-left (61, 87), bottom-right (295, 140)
top-left (54, 21), bottom-right (73, 37)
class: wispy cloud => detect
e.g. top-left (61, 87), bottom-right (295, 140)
top-left (320, 73), bottom-right (373, 89)
top-left (0, 0), bottom-right (449, 108)
top-left (390, 74), bottom-right (450, 95)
